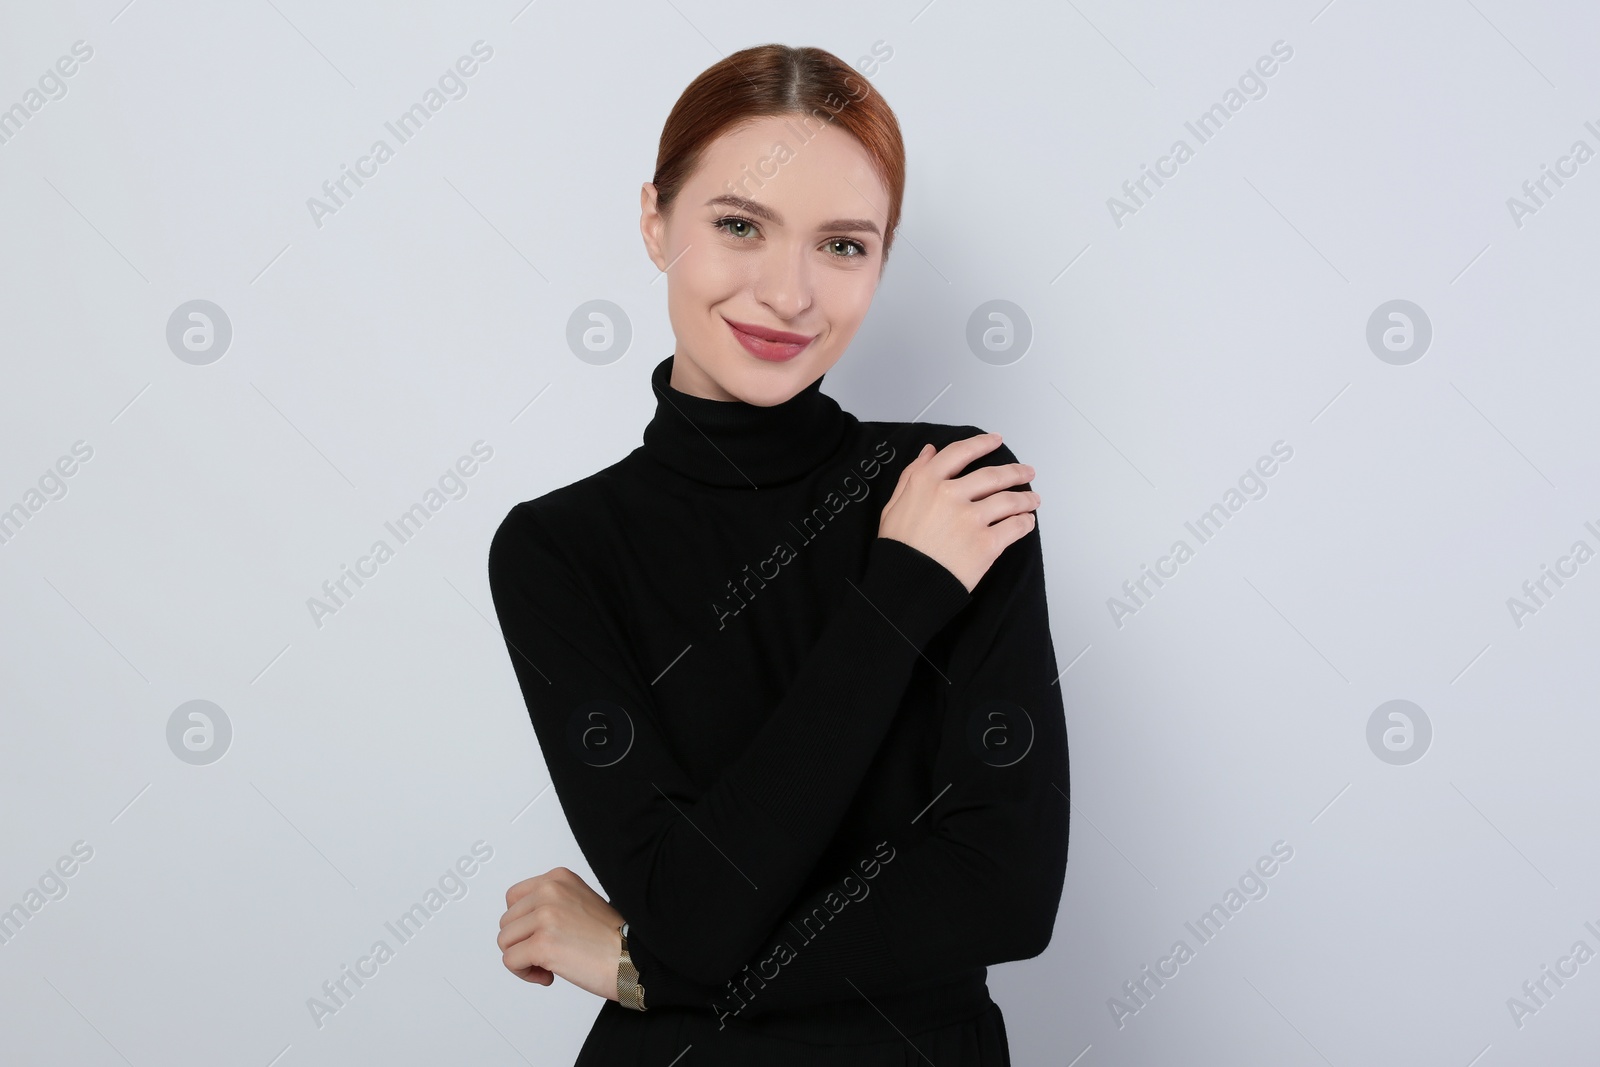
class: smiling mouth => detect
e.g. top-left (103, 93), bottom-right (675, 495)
top-left (724, 317), bottom-right (815, 362)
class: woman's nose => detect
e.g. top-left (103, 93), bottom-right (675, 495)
top-left (752, 245), bottom-right (813, 320)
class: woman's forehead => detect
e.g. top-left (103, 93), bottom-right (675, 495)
top-left (684, 118), bottom-right (890, 221)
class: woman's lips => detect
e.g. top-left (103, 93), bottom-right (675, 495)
top-left (724, 317), bottom-right (815, 362)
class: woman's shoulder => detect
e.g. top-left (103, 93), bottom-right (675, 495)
top-left (489, 455), bottom-right (635, 574)
top-left (854, 418), bottom-right (1026, 475)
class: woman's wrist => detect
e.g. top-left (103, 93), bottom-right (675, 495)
top-left (616, 922), bottom-right (648, 1010)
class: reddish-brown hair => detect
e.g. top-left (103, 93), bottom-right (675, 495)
top-left (651, 44), bottom-right (906, 262)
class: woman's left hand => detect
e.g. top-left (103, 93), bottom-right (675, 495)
top-left (497, 866), bottom-right (625, 1000)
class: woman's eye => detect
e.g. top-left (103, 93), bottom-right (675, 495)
top-left (714, 216), bottom-right (757, 239)
top-left (714, 218), bottom-right (866, 259)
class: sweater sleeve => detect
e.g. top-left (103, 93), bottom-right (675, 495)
top-left (487, 501), bottom-right (973, 987)
top-left (621, 463), bottom-right (1070, 1017)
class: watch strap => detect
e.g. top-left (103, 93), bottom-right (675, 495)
top-left (617, 922), bottom-right (647, 1011)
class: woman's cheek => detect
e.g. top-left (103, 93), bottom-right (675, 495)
top-left (822, 275), bottom-right (876, 328)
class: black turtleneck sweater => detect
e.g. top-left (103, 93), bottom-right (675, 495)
top-left (487, 353), bottom-right (1069, 1060)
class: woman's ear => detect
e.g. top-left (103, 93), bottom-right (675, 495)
top-left (639, 182), bottom-right (668, 272)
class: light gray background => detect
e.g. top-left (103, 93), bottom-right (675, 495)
top-left (3, 1), bottom-right (1597, 1064)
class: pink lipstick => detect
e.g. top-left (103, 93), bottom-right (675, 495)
top-left (724, 317), bottom-right (815, 362)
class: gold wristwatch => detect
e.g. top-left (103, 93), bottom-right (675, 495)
top-left (617, 922), bottom-right (647, 1011)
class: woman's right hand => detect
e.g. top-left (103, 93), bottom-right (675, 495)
top-left (876, 432), bottom-right (1039, 593)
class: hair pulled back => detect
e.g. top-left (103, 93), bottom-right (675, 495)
top-left (652, 44), bottom-right (905, 261)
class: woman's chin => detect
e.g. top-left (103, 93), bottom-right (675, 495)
top-left (722, 362), bottom-right (819, 406)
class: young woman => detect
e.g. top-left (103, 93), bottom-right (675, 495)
top-left (488, 43), bottom-right (1069, 1066)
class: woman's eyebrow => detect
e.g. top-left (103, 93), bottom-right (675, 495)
top-left (704, 194), bottom-right (880, 236)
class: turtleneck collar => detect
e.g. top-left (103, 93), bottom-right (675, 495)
top-left (640, 353), bottom-right (851, 489)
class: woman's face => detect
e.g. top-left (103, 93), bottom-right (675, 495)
top-left (640, 113), bottom-right (891, 405)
